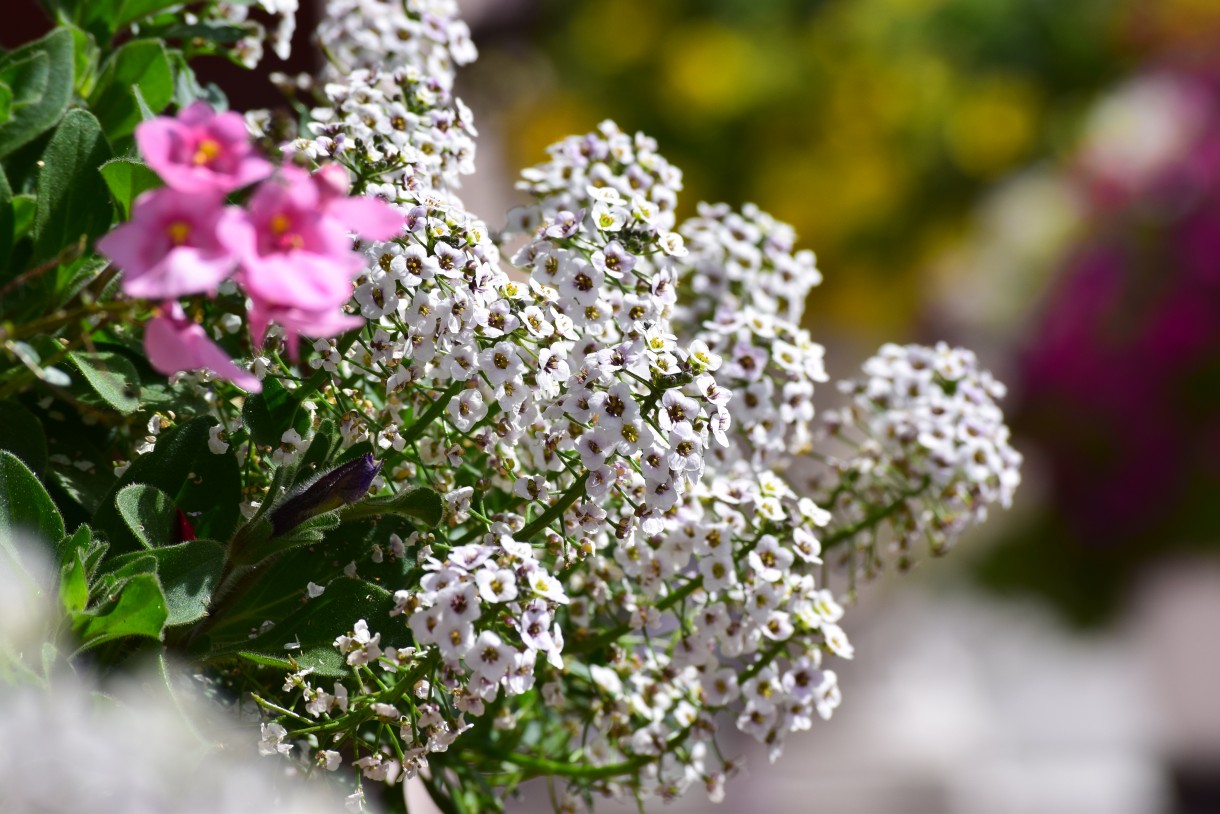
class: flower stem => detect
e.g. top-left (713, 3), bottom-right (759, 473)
top-left (517, 471), bottom-right (588, 542)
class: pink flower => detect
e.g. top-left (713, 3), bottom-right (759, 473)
top-left (248, 298), bottom-right (363, 362)
top-left (136, 101), bottom-right (272, 194)
top-left (219, 164), bottom-right (402, 312)
top-left (312, 164), bottom-right (405, 241)
top-left (96, 188), bottom-right (234, 299)
top-left (144, 303), bottom-right (261, 392)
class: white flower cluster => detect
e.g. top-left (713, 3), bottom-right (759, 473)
top-left (673, 203), bottom-right (829, 468)
top-left (823, 342), bottom-right (1023, 563)
top-left (679, 201), bottom-right (823, 326)
top-left (244, 4), bottom-right (1021, 810)
top-left (316, 0), bottom-right (476, 93)
top-left (290, 0), bottom-right (478, 192)
top-left (513, 119), bottom-right (685, 236)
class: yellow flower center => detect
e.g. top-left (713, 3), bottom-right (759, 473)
top-left (166, 221), bottom-right (191, 245)
top-left (192, 138), bottom-right (221, 166)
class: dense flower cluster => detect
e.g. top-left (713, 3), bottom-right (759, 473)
top-left (818, 343), bottom-right (1023, 570)
top-left (118, 2), bottom-right (1021, 811)
top-left (290, 0), bottom-right (478, 192)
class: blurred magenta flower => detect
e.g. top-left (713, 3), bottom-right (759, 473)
top-left (312, 163), bottom-right (404, 239)
top-left (247, 299), bottom-right (363, 361)
top-left (144, 303), bottom-right (261, 392)
top-left (136, 101), bottom-right (273, 194)
top-left (219, 165), bottom-right (398, 312)
top-left (96, 188), bottom-right (234, 299)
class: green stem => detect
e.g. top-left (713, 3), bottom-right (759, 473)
top-left (494, 750), bottom-right (649, 782)
top-left (820, 476), bottom-right (931, 553)
top-left (571, 573), bottom-right (703, 656)
top-left (399, 380), bottom-right (465, 449)
top-left (517, 471), bottom-right (588, 542)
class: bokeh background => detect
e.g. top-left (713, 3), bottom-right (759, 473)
top-left (7, 0), bottom-right (1220, 810)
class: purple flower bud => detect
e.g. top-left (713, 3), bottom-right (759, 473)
top-left (270, 453), bottom-right (381, 535)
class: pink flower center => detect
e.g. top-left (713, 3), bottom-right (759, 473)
top-left (193, 138), bottom-right (222, 166)
top-left (166, 221), bottom-right (192, 246)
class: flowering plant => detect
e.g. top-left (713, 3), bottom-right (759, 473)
top-left (0, 2), bottom-right (1020, 812)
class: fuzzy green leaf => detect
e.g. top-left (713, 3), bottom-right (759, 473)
top-left (0, 449), bottom-right (64, 546)
top-left (68, 350), bottom-right (142, 414)
top-left (105, 539), bottom-right (223, 626)
top-left (115, 483), bottom-right (176, 549)
top-left (74, 572), bottom-right (167, 648)
top-left (99, 158), bottom-right (160, 218)
top-left (88, 39), bottom-right (173, 141)
top-left (0, 30), bottom-right (73, 160)
top-left (32, 108), bottom-right (113, 264)
top-left (343, 486), bottom-right (444, 528)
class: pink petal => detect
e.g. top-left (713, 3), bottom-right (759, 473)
top-left (325, 196), bottom-right (404, 241)
top-left (145, 313), bottom-right (261, 392)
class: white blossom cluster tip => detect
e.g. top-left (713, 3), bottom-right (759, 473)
top-left (673, 204), bottom-right (829, 467)
top-left (825, 342), bottom-right (1023, 559)
top-left (290, 0), bottom-right (478, 192)
top-left (512, 119), bottom-right (685, 237)
top-left (679, 201), bottom-right (823, 327)
top-left (316, 0), bottom-right (476, 93)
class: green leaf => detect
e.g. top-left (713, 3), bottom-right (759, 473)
top-left (0, 29), bottom-right (74, 160)
top-left (344, 486), bottom-right (444, 528)
top-left (67, 350), bottom-right (142, 414)
top-left (233, 578), bottom-right (398, 678)
top-left (169, 52), bottom-right (227, 110)
top-left (11, 193), bottom-right (34, 242)
top-left (32, 109), bottom-right (113, 265)
top-left (0, 401), bottom-right (48, 476)
top-left (0, 81), bottom-right (12, 124)
top-left (153, 538), bottom-right (223, 626)
top-left (88, 39), bottom-right (173, 141)
top-left (99, 158), bottom-right (160, 218)
top-left (0, 449), bottom-right (64, 545)
top-left (92, 417), bottom-right (214, 554)
top-left (67, 23), bottom-right (100, 98)
top-left (242, 375), bottom-right (303, 447)
top-left (234, 511), bottom-right (340, 567)
top-left (154, 22), bottom-right (251, 45)
top-left (1, 53), bottom-right (49, 112)
top-left (116, 0), bottom-right (189, 29)
top-left (105, 539), bottom-right (223, 626)
top-left (73, 572), bottom-right (167, 648)
top-left (115, 483), bottom-right (176, 548)
top-left (59, 543), bottom-right (89, 614)
top-left (0, 165), bottom-right (12, 269)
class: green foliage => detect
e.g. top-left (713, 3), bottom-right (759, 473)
top-left (0, 401), bottom-right (49, 476)
top-left (0, 449), bottom-right (65, 545)
top-left (32, 108), bottom-right (113, 265)
top-left (234, 578), bottom-right (401, 678)
top-left (105, 539), bottom-right (224, 626)
top-left (0, 29), bottom-right (73, 161)
top-left (73, 571), bottom-right (167, 648)
top-left (115, 483), bottom-right (176, 548)
top-left (243, 375), bottom-right (308, 447)
top-left (67, 350), bottom-right (142, 414)
top-left (88, 39), bottom-right (174, 141)
top-left (92, 417), bottom-right (221, 554)
top-left (99, 157), bottom-right (160, 218)
top-left (343, 485), bottom-right (444, 527)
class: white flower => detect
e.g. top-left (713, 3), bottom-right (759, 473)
top-left (258, 723), bottom-right (292, 756)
